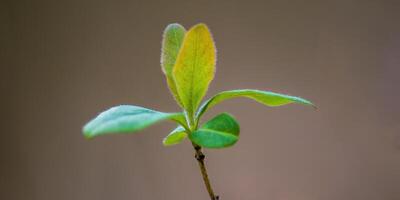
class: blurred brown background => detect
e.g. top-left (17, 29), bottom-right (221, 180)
top-left (2, 0), bottom-right (400, 199)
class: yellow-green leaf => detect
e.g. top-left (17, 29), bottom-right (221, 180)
top-left (161, 23), bottom-right (186, 106)
top-left (173, 23), bottom-right (216, 118)
top-left (197, 89), bottom-right (315, 119)
top-left (163, 126), bottom-right (187, 146)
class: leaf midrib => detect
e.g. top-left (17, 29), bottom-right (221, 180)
top-left (198, 128), bottom-right (238, 138)
top-left (188, 31), bottom-right (200, 117)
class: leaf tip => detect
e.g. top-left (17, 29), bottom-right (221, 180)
top-left (162, 138), bottom-right (177, 147)
top-left (310, 103), bottom-right (318, 110)
top-left (193, 22), bottom-right (209, 28)
top-left (164, 23), bottom-right (185, 33)
top-left (167, 23), bottom-right (184, 28)
top-left (162, 138), bottom-right (170, 146)
top-left (187, 23), bottom-right (213, 36)
top-left (301, 99), bottom-right (317, 109)
top-left (82, 130), bottom-right (94, 140)
top-left (82, 124), bottom-right (95, 139)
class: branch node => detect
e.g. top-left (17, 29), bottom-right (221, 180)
top-left (195, 152), bottom-right (205, 161)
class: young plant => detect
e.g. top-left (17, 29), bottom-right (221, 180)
top-left (83, 23), bottom-right (314, 200)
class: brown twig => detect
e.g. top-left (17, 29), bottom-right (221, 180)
top-left (192, 142), bottom-right (219, 200)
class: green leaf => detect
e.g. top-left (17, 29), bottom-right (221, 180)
top-left (189, 113), bottom-right (240, 149)
top-left (83, 105), bottom-right (185, 139)
top-left (163, 126), bottom-right (187, 146)
top-left (197, 89), bottom-right (315, 119)
top-left (173, 23), bottom-right (216, 119)
top-left (161, 23), bottom-right (186, 106)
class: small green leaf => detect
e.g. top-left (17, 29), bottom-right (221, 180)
top-left (163, 126), bottom-right (187, 146)
top-left (83, 105), bottom-right (185, 139)
top-left (173, 23), bottom-right (216, 119)
top-left (189, 113), bottom-right (240, 149)
top-left (161, 23), bottom-right (186, 106)
top-left (197, 89), bottom-right (315, 118)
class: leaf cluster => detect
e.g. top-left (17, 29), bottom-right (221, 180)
top-left (83, 23), bottom-right (314, 148)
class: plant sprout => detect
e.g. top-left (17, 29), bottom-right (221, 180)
top-left (83, 23), bottom-right (314, 200)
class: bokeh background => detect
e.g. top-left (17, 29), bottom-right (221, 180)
top-left (3, 0), bottom-right (400, 199)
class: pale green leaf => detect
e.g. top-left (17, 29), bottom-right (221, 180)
top-left (83, 105), bottom-right (185, 139)
top-left (189, 113), bottom-right (240, 148)
top-left (161, 23), bottom-right (186, 106)
top-left (173, 23), bottom-right (216, 118)
top-left (197, 89), bottom-right (315, 119)
top-left (163, 126), bottom-right (187, 146)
